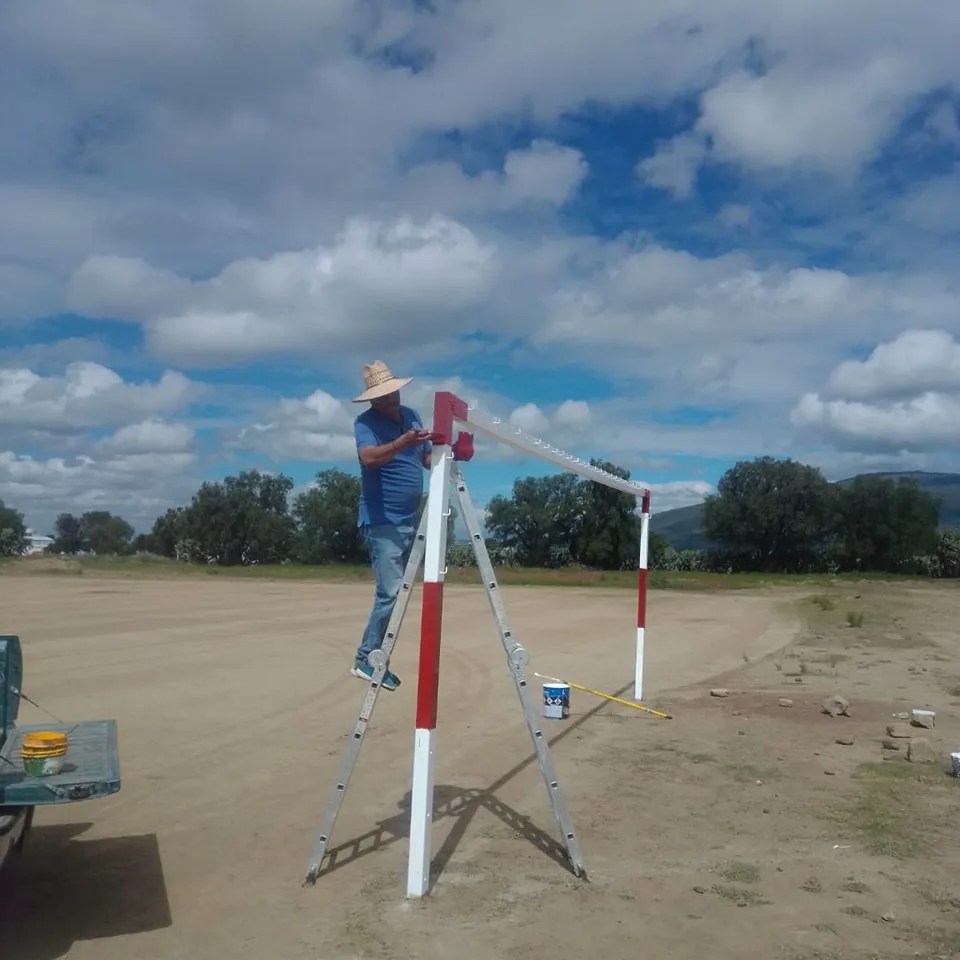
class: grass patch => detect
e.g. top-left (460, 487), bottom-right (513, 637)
top-left (801, 877), bottom-right (822, 893)
top-left (841, 904), bottom-right (869, 918)
top-left (846, 611), bottom-right (864, 628)
top-left (711, 884), bottom-right (768, 906)
top-left (841, 879), bottom-right (871, 894)
top-left (724, 762), bottom-right (782, 784)
top-left (828, 760), bottom-right (948, 860)
top-left (716, 861), bottom-right (761, 884)
top-left (2, 555), bottom-right (946, 593)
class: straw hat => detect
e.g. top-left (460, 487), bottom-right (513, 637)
top-left (352, 360), bottom-right (413, 402)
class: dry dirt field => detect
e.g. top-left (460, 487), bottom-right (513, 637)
top-left (2, 573), bottom-right (960, 960)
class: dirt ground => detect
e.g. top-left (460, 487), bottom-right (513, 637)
top-left (1, 574), bottom-right (959, 960)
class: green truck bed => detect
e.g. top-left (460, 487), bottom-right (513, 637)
top-left (0, 719), bottom-right (121, 805)
top-left (0, 634), bottom-right (121, 808)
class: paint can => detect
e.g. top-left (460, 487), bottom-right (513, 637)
top-left (542, 683), bottom-right (570, 720)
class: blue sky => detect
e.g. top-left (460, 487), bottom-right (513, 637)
top-left (1, 0), bottom-right (960, 536)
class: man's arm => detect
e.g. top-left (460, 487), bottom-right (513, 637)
top-left (359, 437), bottom-right (405, 469)
top-left (356, 419), bottom-right (431, 469)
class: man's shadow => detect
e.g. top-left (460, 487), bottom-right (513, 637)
top-left (317, 679), bottom-right (637, 890)
top-left (0, 821), bottom-right (172, 960)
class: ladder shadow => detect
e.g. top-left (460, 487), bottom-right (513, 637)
top-left (316, 784), bottom-right (570, 880)
top-left (317, 678), bottom-right (634, 890)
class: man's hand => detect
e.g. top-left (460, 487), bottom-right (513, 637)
top-left (398, 428), bottom-right (432, 449)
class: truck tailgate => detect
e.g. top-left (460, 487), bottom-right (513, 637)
top-left (0, 720), bottom-right (120, 805)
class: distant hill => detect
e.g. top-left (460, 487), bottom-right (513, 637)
top-left (650, 471), bottom-right (960, 551)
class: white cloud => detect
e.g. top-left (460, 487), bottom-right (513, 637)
top-left (509, 402), bottom-right (551, 434)
top-left (637, 133), bottom-right (708, 198)
top-left (824, 329), bottom-right (960, 401)
top-left (790, 329), bottom-right (960, 452)
top-left (0, 445), bottom-right (200, 536)
top-left (0, 362), bottom-right (200, 435)
top-left (98, 418), bottom-right (196, 455)
top-left (554, 400), bottom-right (591, 429)
top-left (67, 215), bottom-right (499, 365)
top-left (233, 389), bottom-right (357, 463)
top-left (791, 391), bottom-right (960, 450)
top-left (399, 140), bottom-right (588, 214)
top-left (697, 57), bottom-right (922, 176)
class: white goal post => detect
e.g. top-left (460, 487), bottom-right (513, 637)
top-left (406, 390), bottom-right (652, 897)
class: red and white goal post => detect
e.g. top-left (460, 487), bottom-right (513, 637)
top-left (407, 389), bottom-right (652, 897)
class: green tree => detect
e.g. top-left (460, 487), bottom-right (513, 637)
top-left (292, 469), bottom-right (367, 564)
top-left (647, 531), bottom-right (669, 569)
top-left (0, 499), bottom-right (28, 557)
top-left (702, 457), bottom-right (835, 572)
top-left (485, 473), bottom-right (584, 567)
top-left (52, 513), bottom-right (86, 553)
top-left (834, 475), bottom-right (940, 572)
top-left (148, 507), bottom-right (189, 557)
top-left (80, 511), bottom-right (135, 555)
top-left (181, 470), bottom-right (296, 565)
top-left (937, 528), bottom-right (960, 578)
top-left (572, 459), bottom-right (641, 570)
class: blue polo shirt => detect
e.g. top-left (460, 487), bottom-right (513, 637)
top-left (354, 404), bottom-right (432, 526)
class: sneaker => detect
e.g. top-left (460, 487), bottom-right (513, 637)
top-left (351, 663), bottom-right (401, 692)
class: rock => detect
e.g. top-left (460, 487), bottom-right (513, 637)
top-left (822, 695), bottom-right (851, 718)
top-left (824, 769), bottom-right (836, 776)
top-left (911, 709), bottom-right (936, 729)
top-left (881, 739), bottom-right (901, 751)
top-left (693, 886), bottom-right (706, 894)
top-left (836, 737), bottom-right (854, 746)
top-left (779, 698), bottom-right (793, 708)
top-left (710, 688), bottom-right (730, 698)
top-left (906, 738), bottom-right (938, 764)
top-left (886, 723), bottom-right (912, 738)
top-left (881, 912), bottom-right (895, 922)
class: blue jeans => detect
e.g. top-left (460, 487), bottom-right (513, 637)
top-left (356, 523), bottom-right (416, 670)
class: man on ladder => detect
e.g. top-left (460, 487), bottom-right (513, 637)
top-left (350, 360), bottom-right (433, 691)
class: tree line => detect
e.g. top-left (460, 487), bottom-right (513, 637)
top-left (3, 455), bottom-right (958, 578)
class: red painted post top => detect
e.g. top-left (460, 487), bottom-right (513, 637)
top-left (432, 391), bottom-right (470, 446)
top-left (452, 432), bottom-right (474, 462)
top-left (641, 490), bottom-right (651, 514)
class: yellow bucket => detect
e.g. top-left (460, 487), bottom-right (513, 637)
top-left (22, 731), bottom-right (69, 777)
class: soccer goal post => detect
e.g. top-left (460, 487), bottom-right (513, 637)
top-left (406, 390), bottom-right (652, 896)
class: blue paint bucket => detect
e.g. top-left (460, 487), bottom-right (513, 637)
top-left (542, 682), bottom-right (570, 720)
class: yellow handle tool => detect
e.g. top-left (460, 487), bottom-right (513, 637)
top-left (534, 673), bottom-right (673, 719)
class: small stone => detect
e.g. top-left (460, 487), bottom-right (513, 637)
top-left (822, 695), bottom-right (851, 718)
top-left (881, 739), bottom-right (901, 751)
top-left (886, 723), bottom-right (912, 738)
top-left (794, 676), bottom-right (804, 684)
top-left (762, 808), bottom-right (770, 814)
top-left (693, 886), bottom-right (706, 894)
top-left (779, 698), bottom-right (793, 708)
top-left (881, 912), bottom-right (895, 922)
top-left (836, 737), bottom-right (854, 746)
top-left (906, 738), bottom-right (938, 764)
top-left (710, 688), bottom-right (730, 698)
top-left (824, 769), bottom-right (836, 776)
top-left (911, 710), bottom-right (936, 729)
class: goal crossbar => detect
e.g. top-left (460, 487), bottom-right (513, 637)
top-left (432, 390), bottom-right (652, 499)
